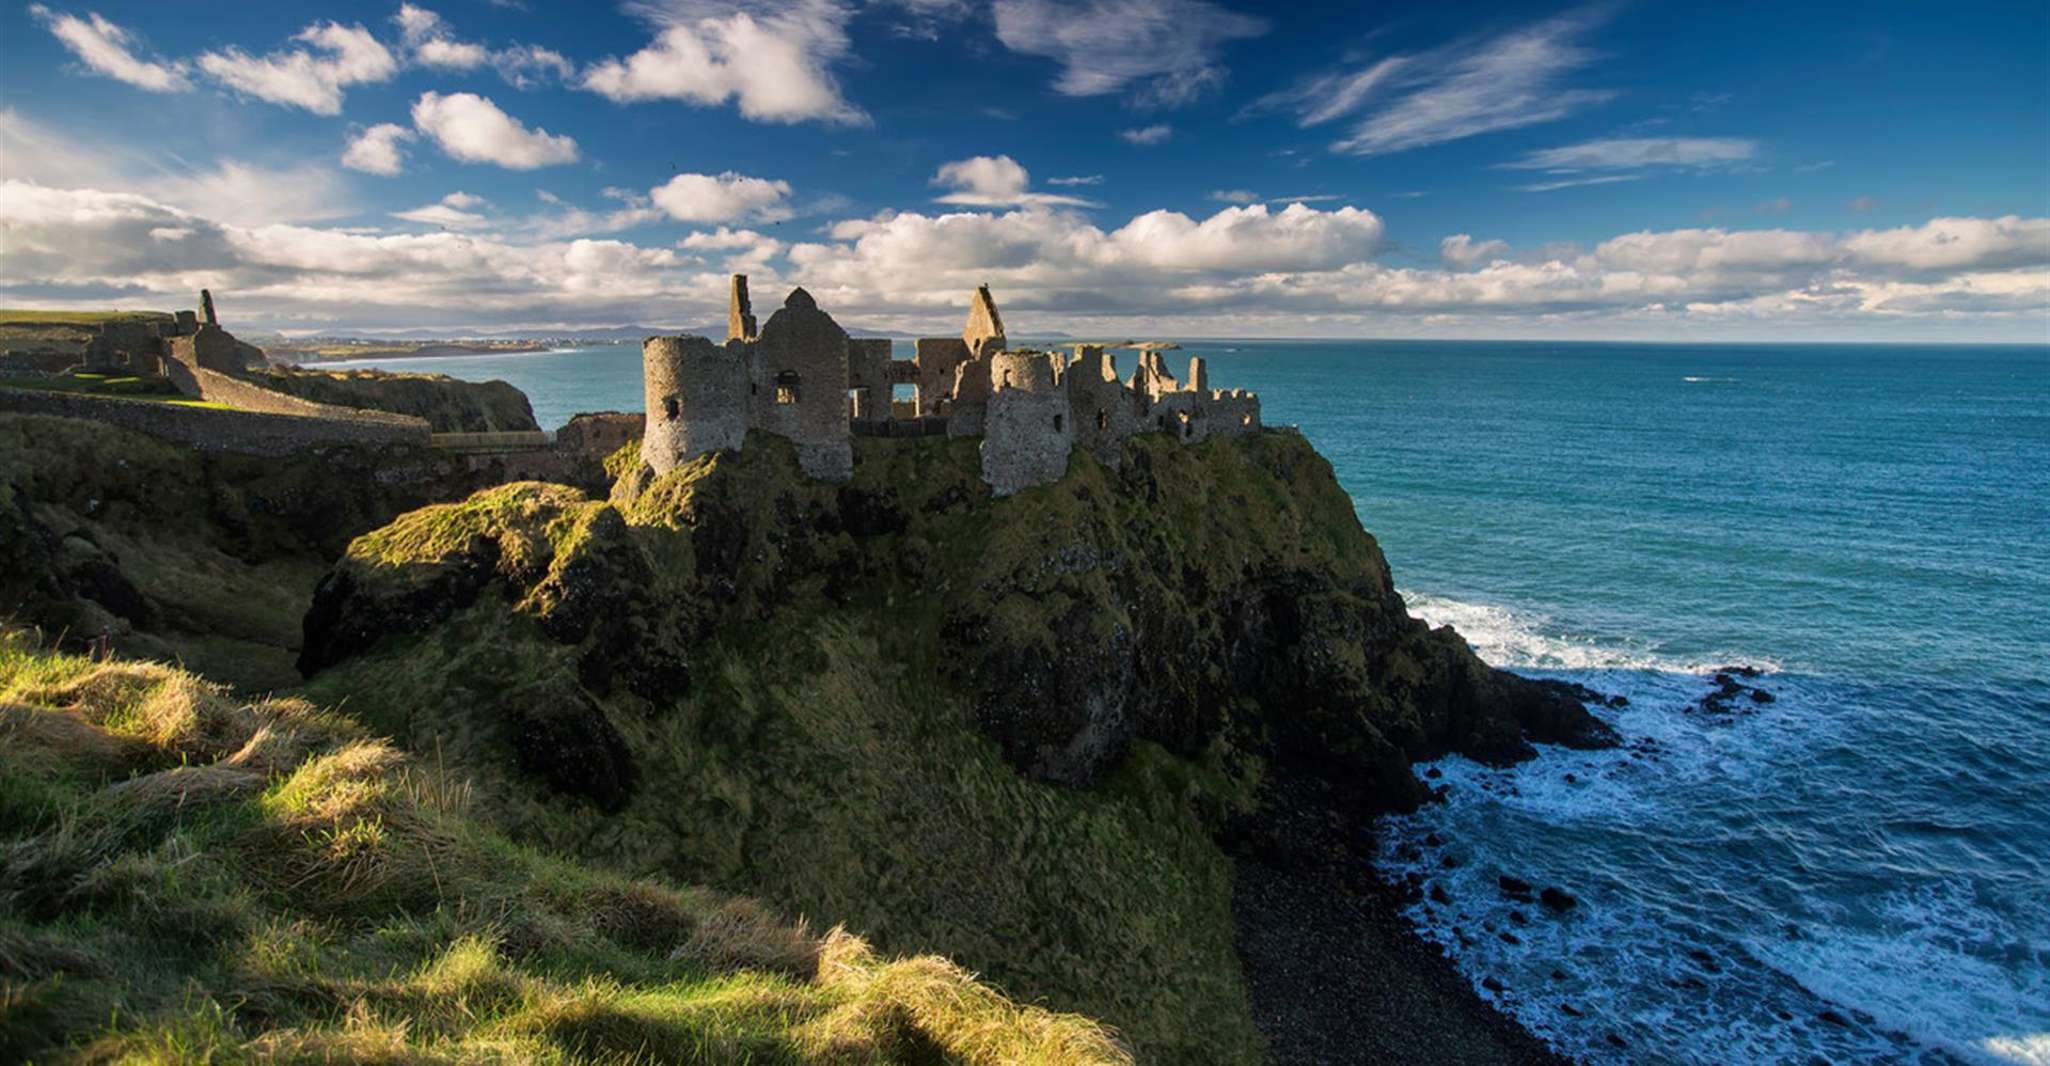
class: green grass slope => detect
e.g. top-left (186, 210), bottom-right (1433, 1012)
top-left (0, 632), bottom-right (1130, 1064)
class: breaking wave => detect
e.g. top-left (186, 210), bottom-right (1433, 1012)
top-left (1397, 589), bottom-right (1778, 675)
top-left (1376, 590), bottom-right (2048, 1065)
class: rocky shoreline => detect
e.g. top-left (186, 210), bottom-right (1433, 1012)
top-left (1229, 753), bottom-right (1573, 1063)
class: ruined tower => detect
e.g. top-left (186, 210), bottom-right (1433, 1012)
top-left (727, 274), bottom-right (757, 342)
top-left (642, 335), bottom-right (747, 476)
top-left (981, 351), bottom-right (1073, 495)
top-left (750, 288), bottom-right (852, 482)
top-left (199, 289), bottom-right (218, 327)
top-left (964, 284), bottom-right (1006, 359)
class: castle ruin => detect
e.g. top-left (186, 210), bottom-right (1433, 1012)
top-left (642, 278), bottom-right (1262, 495)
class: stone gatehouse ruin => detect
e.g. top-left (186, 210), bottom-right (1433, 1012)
top-left (642, 277), bottom-right (1263, 494)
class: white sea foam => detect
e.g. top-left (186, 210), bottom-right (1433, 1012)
top-left (1372, 602), bottom-right (2040, 1065)
top-left (1398, 589), bottom-right (1778, 675)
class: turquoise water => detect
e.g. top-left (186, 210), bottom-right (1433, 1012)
top-left (343, 340), bottom-right (2050, 1064)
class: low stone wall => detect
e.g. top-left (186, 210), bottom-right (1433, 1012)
top-left (430, 430), bottom-right (552, 451)
top-left (851, 417), bottom-right (949, 438)
top-left (555, 411), bottom-right (642, 456)
top-left (163, 362), bottom-right (427, 430)
top-left (0, 387), bottom-right (432, 455)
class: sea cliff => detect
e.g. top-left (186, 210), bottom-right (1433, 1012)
top-left (1, 409), bottom-right (1613, 1062)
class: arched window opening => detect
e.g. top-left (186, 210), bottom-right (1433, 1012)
top-left (775, 370), bottom-right (801, 405)
top-left (1053, 413), bottom-right (1064, 432)
top-left (1096, 410), bottom-right (1109, 432)
top-left (1002, 370), bottom-right (1013, 389)
top-left (663, 396), bottom-right (679, 420)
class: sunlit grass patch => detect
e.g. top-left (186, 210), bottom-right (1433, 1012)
top-left (0, 630), bottom-right (1131, 1064)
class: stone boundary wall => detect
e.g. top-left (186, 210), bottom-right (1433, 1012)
top-left (0, 387), bottom-right (431, 455)
top-left (554, 411), bottom-right (643, 456)
top-left (851, 417), bottom-right (950, 438)
top-left (430, 430), bottom-right (551, 451)
top-left (164, 362), bottom-right (426, 430)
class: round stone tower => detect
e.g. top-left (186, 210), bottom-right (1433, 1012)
top-left (641, 335), bottom-right (747, 475)
top-left (989, 350), bottom-right (1060, 393)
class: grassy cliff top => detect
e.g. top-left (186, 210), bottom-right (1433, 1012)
top-left (0, 310), bottom-right (175, 326)
top-left (0, 631), bottom-right (1131, 1064)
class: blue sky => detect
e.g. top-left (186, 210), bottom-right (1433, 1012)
top-left (2, 0), bottom-right (2046, 339)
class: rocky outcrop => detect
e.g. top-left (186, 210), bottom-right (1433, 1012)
top-left (250, 365), bottom-right (539, 432)
top-left (303, 427), bottom-right (1613, 824)
top-left (285, 427), bottom-right (1617, 1065)
top-left (0, 412), bottom-right (563, 689)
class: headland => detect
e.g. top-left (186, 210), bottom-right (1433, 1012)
top-left (1, 278), bottom-right (1619, 1063)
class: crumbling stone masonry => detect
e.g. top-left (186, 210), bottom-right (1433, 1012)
top-left (641, 276), bottom-right (1262, 495)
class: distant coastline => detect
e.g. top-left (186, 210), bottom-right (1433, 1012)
top-left (279, 339), bottom-right (635, 363)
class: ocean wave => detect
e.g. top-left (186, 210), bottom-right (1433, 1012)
top-left (1682, 375), bottom-right (1739, 383)
top-left (1398, 589), bottom-right (1778, 675)
top-left (1372, 599), bottom-right (2043, 1065)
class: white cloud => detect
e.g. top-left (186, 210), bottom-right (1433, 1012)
top-left (1258, 12), bottom-right (1613, 156)
top-left (1841, 216), bottom-right (2050, 272)
top-left (649, 171), bottom-right (793, 223)
top-left (149, 162), bottom-right (357, 228)
top-left (517, 187), bottom-right (666, 239)
top-left (680, 226), bottom-right (778, 251)
top-left (931, 155), bottom-right (1099, 208)
top-left (0, 179), bottom-right (690, 327)
top-left (341, 123), bottom-right (417, 176)
top-left (395, 3), bottom-right (444, 44)
top-left (581, 0), bottom-right (867, 125)
top-left (395, 3), bottom-right (489, 69)
top-left (991, 0), bottom-right (1266, 107)
top-left (1512, 174), bottom-right (1641, 193)
top-left (680, 226), bottom-right (785, 272)
top-left (1120, 124), bottom-right (1172, 146)
top-left (197, 21), bottom-right (399, 115)
top-left (1047, 175), bottom-right (1104, 187)
top-left (1506, 137), bottom-right (1758, 172)
top-left (0, 111), bottom-right (352, 227)
top-left (411, 92), bottom-right (579, 169)
top-left (417, 37), bottom-right (490, 69)
top-left (394, 4), bottom-right (568, 87)
top-left (394, 192), bottom-right (492, 229)
top-left (1209, 189), bottom-right (1259, 204)
top-left (3, 161), bottom-right (2043, 341)
top-left (30, 6), bottom-right (189, 92)
top-left (499, 44), bottom-right (575, 89)
top-left (786, 202), bottom-right (1387, 314)
top-left (1441, 234), bottom-right (1510, 266)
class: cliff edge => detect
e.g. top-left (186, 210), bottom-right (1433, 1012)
top-left (292, 428), bottom-right (1614, 1062)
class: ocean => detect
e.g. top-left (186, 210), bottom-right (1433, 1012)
top-left (339, 339), bottom-right (2050, 1065)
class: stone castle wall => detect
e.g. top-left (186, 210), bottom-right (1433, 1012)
top-left (846, 338), bottom-right (894, 422)
top-left (643, 335), bottom-right (747, 476)
top-left (639, 276), bottom-right (1262, 495)
top-left (747, 290), bottom-right (852, 481)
